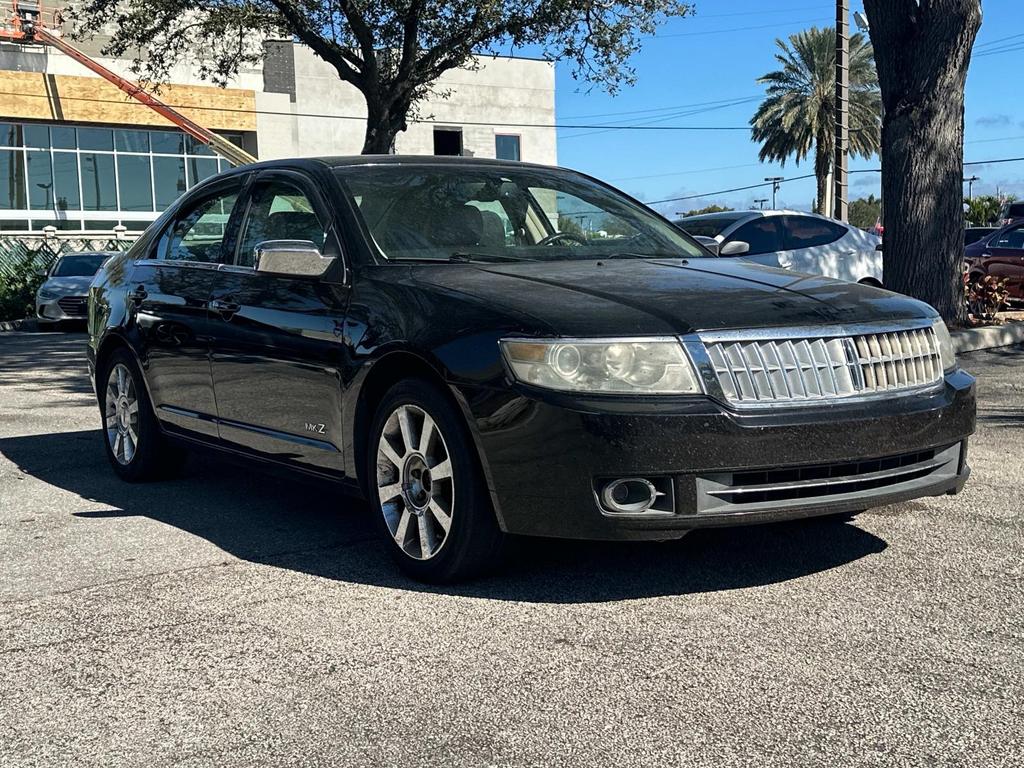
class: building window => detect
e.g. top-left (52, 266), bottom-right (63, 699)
top-left (433, 128), bottom-right (463, 156)
top-left (495, 134), bottom-right (521, 161)
top-left (0, 121), bottom-right (242, 231)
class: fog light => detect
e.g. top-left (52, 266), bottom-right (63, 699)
top-left (597, 477), bottom-right (677, 516)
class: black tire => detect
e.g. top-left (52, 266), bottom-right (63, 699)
top-left (366, 378), bottom-right (505, 582)
top-left (98, 348), bottom-right (185, 482)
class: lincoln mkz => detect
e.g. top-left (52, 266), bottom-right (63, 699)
top-left (87, 157), bottom-right (975, 581)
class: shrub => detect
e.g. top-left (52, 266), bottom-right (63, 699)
top-left (0, 255), bottom-right (45, 322)
top-left (964, 270), bottom-right (1009, 326)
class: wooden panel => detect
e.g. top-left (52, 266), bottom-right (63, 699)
top-left (0, 70), bottom-right (256, 132)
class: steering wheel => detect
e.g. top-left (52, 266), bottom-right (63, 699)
top-left (537, 231), bottom-right (587, 247)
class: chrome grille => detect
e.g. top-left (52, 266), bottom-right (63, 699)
top-left (57, 296), bottom-right (88, 316)
top-left (703, 326), bottom-right (942, 406)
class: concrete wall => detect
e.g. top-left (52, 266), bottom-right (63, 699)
top-left (258, 47), bottom-right (556, 163)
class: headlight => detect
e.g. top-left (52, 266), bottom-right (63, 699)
top-left (931, 317), bottom-right (956, 372)
top-left (500, 338), bottom-right (701, 394)
top-left (36, 288), bottom-right (59, 300)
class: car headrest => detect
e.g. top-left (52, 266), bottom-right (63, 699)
top-left (431, 205), bottom-right (483, 247)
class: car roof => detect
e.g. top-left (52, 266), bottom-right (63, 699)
top-left (676, 209), bottom-right (836, 221)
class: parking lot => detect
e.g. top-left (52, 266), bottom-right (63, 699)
top-left (1, 330), bottom-right (1021, 767)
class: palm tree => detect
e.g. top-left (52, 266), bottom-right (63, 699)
top-left (751, 27), bottom-right (881, 215)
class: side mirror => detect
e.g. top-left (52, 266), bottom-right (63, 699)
top-left (719, 240), bottom-right (750, 256)
top-left (692, 236), bottom-right (719, 255)
top-left (254, 240), bottom-right (334, 278)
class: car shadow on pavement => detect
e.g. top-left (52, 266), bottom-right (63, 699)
top-left (0, 428), bottom-right (888, 604)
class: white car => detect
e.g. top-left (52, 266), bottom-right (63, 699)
top-left (674, 210), bottom-right (883, 286)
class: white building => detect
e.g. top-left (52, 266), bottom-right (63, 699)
top-left (0, 31), bottom-right (556, 233)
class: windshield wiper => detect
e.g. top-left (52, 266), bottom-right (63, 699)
top-left (449, 252), bottom-right (533, 264)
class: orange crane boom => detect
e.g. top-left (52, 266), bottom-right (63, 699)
top-left (1, 0), bottom-right (256, 167)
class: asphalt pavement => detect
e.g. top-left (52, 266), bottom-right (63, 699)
top-left (1, 330), bottom-right (1021, 767)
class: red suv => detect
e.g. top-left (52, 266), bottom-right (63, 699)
top-left (965, 221), bottom-right (1024, 300)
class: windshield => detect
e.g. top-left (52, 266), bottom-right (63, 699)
top-left (336, 165), bottom-right (707, 262)
top-left (674, 215), bottom-right (745, 238)
top-left (51, 253), bottom-right (107, 277)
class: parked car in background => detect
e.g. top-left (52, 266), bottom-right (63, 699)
top-left (674, 210), bottom-right (884, 285)
top-left (997, 201), bottom-right (1024, 227)
top-left (965, 220), bottom-right (1024, 301)
top-left (36, 251), bottom-right (115, 329)
top-left (965, 227), bottom-right (998, 247)
top-left (87, 156), bottom-right (974, 582)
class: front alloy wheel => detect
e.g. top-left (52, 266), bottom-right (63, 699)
top-left (368, 379), bottom-right (504, 582)
top-left (105, 363), bottom-right (141, 465)
top-left (376, 404), bottom-right (454, 560)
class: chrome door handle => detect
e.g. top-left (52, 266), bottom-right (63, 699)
top-left (210, 298), bottom-right (241, 316)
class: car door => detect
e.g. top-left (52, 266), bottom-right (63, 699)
top-left (207, 169), bottom-right (350, 475)
top-left (721, 216), bottom-right (786, 269)
top-left (780, 215), bottom-right (861, 282)
top-left (130, 178), bottom-right (246, 439)
top-left (981, 223), bottom-right (1024, 299)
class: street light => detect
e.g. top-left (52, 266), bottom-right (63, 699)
top-left (964, 175), bottom-right (979, 201)
top-left (754, 198), bottom-right (768, 210)
top-left (765, 177), bottom-right (784, 209)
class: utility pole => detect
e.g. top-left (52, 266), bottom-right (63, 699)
top-left (834, 0), bottom-right (850, 222)
top-left (964, 175), bottom-right (979, 201)
top-left (754, 198), bottom-right (768, 210)
top-left (765, 177), bottom-right (784, 209)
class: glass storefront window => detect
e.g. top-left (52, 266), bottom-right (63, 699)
top-left (24, 125), bottom-right (50, 149)
top-left (80, 153), bottom-right (117, 210)
top-left (151, 131), bottom-right (184, 154)
top-left (1, 149), bottom-right (27, 209)
top-left (77, 127), bottom-right (114, 151)
top-left (188, 157), bottom-right (219, 186)
top-left (27, 151), bottom-right (54, 210)
top-left (51, 126), bottom-right (77, 150)
top-left (154, 156), bottom-right (187, 209)
top-left (0, 123), bottom-right (23, 148)
top-left (117, 155), bottom-right (154, 211)
top-left (115, 129), bottom-right (151, 153)
top-left (53, 152), bottom-right (81, 211)
top-left (186, 135), bottom-right (216, 156)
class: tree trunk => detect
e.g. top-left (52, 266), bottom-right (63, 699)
top-left (361, 94), bottom-right (409, 155)
top-left (863, 0), bottom-right (981, 327)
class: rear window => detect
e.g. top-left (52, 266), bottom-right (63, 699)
top-left (675, 215), bottom-right (745, 238)
top-left (783, 216), bottom-right (847, 249)
top-left (1006, 203), bottom-right (1024, 217)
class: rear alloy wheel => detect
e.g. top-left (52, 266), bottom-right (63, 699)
top-left (369, 380), bottom-right (504, 581)
top-left (105, 363), bottom-right (141, 466)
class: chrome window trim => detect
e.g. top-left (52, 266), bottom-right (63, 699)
top-left (694, 318), bottom-right (936, 344)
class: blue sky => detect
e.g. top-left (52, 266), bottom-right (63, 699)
top-left (546, 0), bottom-right (1023, 216)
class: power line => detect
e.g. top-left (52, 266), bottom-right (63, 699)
top-left (611, 162), bottom-right (762, 182)
top-left (687, 4), bottom-right (831, 21)
top-left (975, 43), bottom-right (1024, 58)
top-left (974, 32), bottom-right (1024, 49)
top-left (560, 94), bottom-right (759, 120)
top-left (560, 97), bottom-right (760, 139)
top-left (651, 17), bottom-right (832, 40)
top-left (641, 157), bottom-right (1024, 206)
top-left (0, 87), bottom-right (752, 131)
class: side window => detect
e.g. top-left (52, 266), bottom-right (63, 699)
top-left (236, 181), bottom-right (326, 267)
top-left (784, 216), bottom-right (847, 250)
top-left (992, 225), bottom-right (1024, 250)
top-left (156, 189), bottom-right (240, 263)
top-left (727, 217), bottom-right (784, 256)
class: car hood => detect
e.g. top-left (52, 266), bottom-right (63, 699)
top-left (38, 276), bottom-right (94, 295)
top-left (413, 258), bottom-right (933, 336)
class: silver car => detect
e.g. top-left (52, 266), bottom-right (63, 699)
top-left (674, 210), bottom-right (884, 286)
top-left (36, 252), bottom-right (115, 328)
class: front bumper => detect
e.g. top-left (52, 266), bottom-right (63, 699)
top-left (36, 295), bottom-right (89, 322)
top-left (464, 369), bottom-right (976, 541)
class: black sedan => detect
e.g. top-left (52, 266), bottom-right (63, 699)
top-left (87, 156), bottom-right (975, 581)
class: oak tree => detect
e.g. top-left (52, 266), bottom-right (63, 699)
top-left (69, 0), bottom-right (692, 154)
